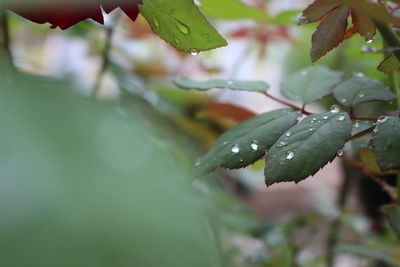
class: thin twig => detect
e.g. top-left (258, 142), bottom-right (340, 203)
top-left (0, 7), bottom-right (13, 66)
top-left (342, 155), bottom-right (398, 201)
top-left (92, 11), bottom-right (122, 98)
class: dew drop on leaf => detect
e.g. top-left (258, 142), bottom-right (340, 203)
top-left (231, 144), bottom-right (240, 153)
top-left (366, 38), bottom-right (374, 44)
top-left (341, 99), bottom-right (347, 103)
top-left (193, 0), bottom-right (202, 8)
top-left (277, 141), bottom-right (287, 148)
top-left (337, 149), bottom-right (343, 156)
top-left (191, 51), bottom-right (199, 56)
top-left (377, 116), bottom-right (388, 124)
top-left (195, 160), bottom-right (201, 166)
top-left (323, 116), bottom-right (329, 120)
top-left (176, 21), bottom-right (190, 34)
top-left (338, 115), bottom-right (345, 121)
top-left (250, 141), bottom-right (259, 151)
top-left (286, 132), bottom-right (291, 137)
top-left (352, 120), bottom-right (360, 128)
top-left (285, 151), bottom-right (294, 160)
top-left (330, 105), bottom-right (340, 113)
top-left (358, 93), bottom-right (364, 98)
top-left (354, 72), bottom-right (364, 77)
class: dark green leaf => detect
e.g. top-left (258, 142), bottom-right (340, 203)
top-left (173, 76), bottom-right (270, 92)
top-left (139, 0), bottom-right (227, 53)
top-left (381, 204), bottom-right (400, 239)
top-left (264, 111), bottom-right (352, 185)
top-left (199, 0), bottom-right (269, 20)
top-left (194, 109), bottom-right (298, 176)
top-left (372, 116), bottom-right (400, 171)
top-left (332, 76), bottom-right (396, 107)
top-left (281, 66), bottom-right (343, 104)
top-left (336, 244), bottom-right (399, 266)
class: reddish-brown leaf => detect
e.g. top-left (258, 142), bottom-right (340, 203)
top-left (198, 103), bottom-right (256, 124)
top-left (351, 9), bottom-right (376, 41)
top-left (6, 0), bottom-right (141, 30)
top-left (300, 0), bottom-right (340, 24)
top-left (311, 6), bottom-right (349, 62)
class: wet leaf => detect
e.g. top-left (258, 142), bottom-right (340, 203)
top-left (332, 76), bottom-right (396, 107)
top-left (381, 204), bottom-right (400, 239)
top-left (173, 76), bottom-right (270, 92)
top-left (139, 0), bottom-right (227, 53)
top-left (372, 116), bottom-right (400, 171)
top-left (281, 66), bottom-right (343, 104)
top-left (264, 111), bottom-right (352, 185)
top-left (351, 8), bottom-right (376, 42)
top-left (193, 109), bottom-right (298, 176)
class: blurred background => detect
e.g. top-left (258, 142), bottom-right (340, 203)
top-left (1, 0), bottom-right (399, 266)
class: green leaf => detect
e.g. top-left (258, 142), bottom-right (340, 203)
top-left (372, 116), bottom-right (400, 171)
top-left (281, 66), bottom-right (343, 104)
top-left (264, 111), bottom-right (352, 185)
top-left (310, 6), bottom-right (349, 62)
top-left (378, 53), bottom-right (400, 74)
top-left (139, 0), bottom-right (227, 53)
top-left (199, 0), bottom-right (269, 20)
top-left (269, 10), bottom-right (302, 25)
top-left (173, 76), bottom-right (270, 92)
top-left (332, 76), bottom-right (396, 107)
top-left (381, 204), bottom-right (400, 239)
top-left (194, 109), bottom-right (298, 176)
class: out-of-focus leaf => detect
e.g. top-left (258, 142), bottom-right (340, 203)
top-left (332, 76), bottom-right (396, 107)
top-left (198, 103), bottom-right (256, 124)
top-left (139, 0), bottom-right (227, 53)
top-left (299, 0), bottom-right (339, 24)
top-left (194, 109), bottom-right (298, 176)
top-left (269, 10), bottom-right (301, 25)
top-left (281, 66), bottom-right (343, 104)
top-left (357, 148), bottom-right (382, 175)
top-left (336, 244), bottom-right (399, 266)
top-left (310, 6), bottom-right (349, 62)
top-left (0, 69), bottom-right (223, 267)
top-left (6, 0), bottom-right (141, 29)
top-left (378, 54), bottom-right (400, 74)
top-left (174, 76), bottom-right (270, 92)
top-left (372, 116), bottom-right (400, 171)
top-left (264, 112), bottom-right (351, 185)
top-left (381, 204), bottom-right (400, 239)
top-left (199, 0), bottom-right (269, 20)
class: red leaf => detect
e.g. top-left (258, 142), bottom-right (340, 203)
top-left (6, 0), bottom-right (142, 30)
top-left (311, 6), bottom-right (349, 62)
top-left (198, 103), bottom-right (256, 124)
top-left (351, 9), bottom-right (376, 42)
top-left (300, 0), bottom-right (340, 24)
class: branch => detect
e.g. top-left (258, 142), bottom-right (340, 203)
top-left (92, 11), bottom-right (122, 98)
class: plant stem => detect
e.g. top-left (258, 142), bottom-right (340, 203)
top-left (0, 7), bottom-right (13, 66)
top-left (92, 11), bottom-right (122, 98)
top-left (374, 21), bottom-right (400, 63)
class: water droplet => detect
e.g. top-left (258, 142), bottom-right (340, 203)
top-left (366, 38), bottom-right (374, 44)
top-left (231, 144), bottom-right (240, 153)
top-left (377, 116), bottom-right (387, 124)
top-left (354, 72), bottom-right (364, 77)
top-left (191, 51), bottom-right (199, 56)
top-left (352, 120), bottom-right (360, 128)
top-left (373, 127), bottom-right (379, 134)
top-left (152, 16), bottom-right (160, 29)
top-left (337, 150), bottom-right (343, 156)
top-left (277, 141), bottom-right (287, 148)
top-left (195, 160), bottom-right (201, 166)
top-left (296, 113), bottom-right (305, 122)
top-left (309, 128), bottom-right (314, 132)
top-left (338, 115), bottom-right (345, 121)
top-left (298, 16), bottom-right (311, 25)
top-left (361, 45), bottom-right (377, 53)
top-left (239, 159), bottom-right (244, 163)
top-left (323, 116), bottom-right (329, 120)
top-left (285, 151), bottom-right (294, 160)
top-left (176, 21), bottom-right (190, 34)
top-left (342, 99), bottom-right (347, 103)
top-left (330, 105), bottom-right (340, 113)
top-left (358, 93), bottom-right (364, 98)
top-left (202, 33), bottom-right (209, 38)
top-left (193, 0), bottom-right (202, 7)
top-left (286, 132), bottom-right (291, 137)
top-left (250, 140), bottom-right (259, 151)
top-left (227, 80), bottom-right (234, 86)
